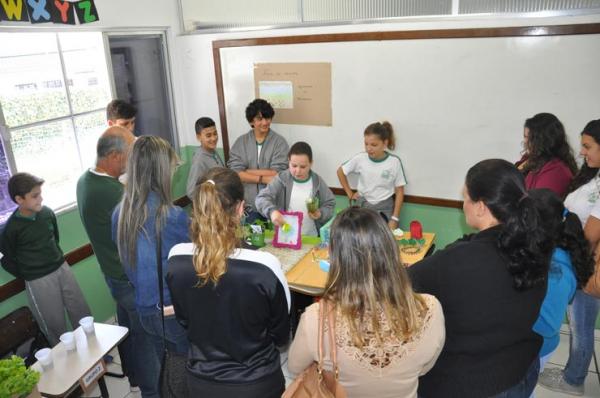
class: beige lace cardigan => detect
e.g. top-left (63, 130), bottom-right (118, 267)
top-left (287, 294), bottom-right (445, 398)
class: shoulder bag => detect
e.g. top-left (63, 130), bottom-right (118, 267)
top-left (282, 300), bottom-right (346, 398)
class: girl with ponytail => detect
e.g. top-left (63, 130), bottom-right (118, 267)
top-left (409, 159), bottom-right (553, 398)
top-left (166, 167), bottom-right (291, 398)
top-left (337, 121), bottom-right (406, 229)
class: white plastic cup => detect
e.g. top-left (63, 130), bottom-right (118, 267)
top-left (79, 316), bottom-right (95, 334)
top-left (60, 332), bottom-right (76, 351)
top-left (34, 348), bottom-right (53, 369)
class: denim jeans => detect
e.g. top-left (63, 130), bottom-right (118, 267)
top-left (138, 310), bottom-right (189, 396)
top-left (564, 289), bottom-right (600, 386)
top-left (490, 358), bottom-right (540, 398)
top-left (105, 277), bottom-right (156, 398)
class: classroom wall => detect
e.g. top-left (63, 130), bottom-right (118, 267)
top-left (174, 13), bottom-right (600, 148)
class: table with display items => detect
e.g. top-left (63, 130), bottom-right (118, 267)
top-left (260, 232), bottom-right (435, 296)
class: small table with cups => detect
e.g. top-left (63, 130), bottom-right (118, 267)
top-left (32, 321), bottom-right (129, 397)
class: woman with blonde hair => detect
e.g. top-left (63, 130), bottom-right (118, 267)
top-left (166, 167), bottom-right (291, 398)
top-left (287, 207), bottom-right (445, 397)
top-left (112, 135), bottom-right (190, 398)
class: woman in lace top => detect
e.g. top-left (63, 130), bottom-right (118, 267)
top-left (287, 207), bottom-right (445, 398)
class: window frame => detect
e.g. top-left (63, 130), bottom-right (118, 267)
top-left (0, 28), bottom-right (179, 217)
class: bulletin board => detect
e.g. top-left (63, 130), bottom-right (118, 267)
top-left (254, 62), bottom-right (332, 126)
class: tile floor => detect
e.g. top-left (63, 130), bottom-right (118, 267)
top-left (83, 326), bottom-right (600, 398)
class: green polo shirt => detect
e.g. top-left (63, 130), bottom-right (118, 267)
top-left (76, 170), bottom-right (127, 281)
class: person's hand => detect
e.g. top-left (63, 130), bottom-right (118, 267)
top-left (308, 209), bottom-right (322, 220)
top-left (270, 210), bottom-right (285, 226)
top-left (388, 219), bottom-right (399, 230)
top-left (349, 191), bottom-right (360, 202)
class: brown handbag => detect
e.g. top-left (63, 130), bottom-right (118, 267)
top-left (282, 300), bottom-right (347, 398)
top-left (583, 242), bottom-right (600, 298)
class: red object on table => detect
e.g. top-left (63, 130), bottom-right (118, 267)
top-left (410, 220), bottom-right (423, 239)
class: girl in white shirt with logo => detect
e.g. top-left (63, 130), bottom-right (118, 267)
top-left (337, 121), bottom-right (406, 229)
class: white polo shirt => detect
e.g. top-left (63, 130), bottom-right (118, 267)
top-left (564, 172), bottom-right (600, 226)
top-left (341, 152), bottom-right (406, 203)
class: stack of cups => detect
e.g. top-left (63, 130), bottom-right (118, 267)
top-left (79, 316), bottom-right (95, 335)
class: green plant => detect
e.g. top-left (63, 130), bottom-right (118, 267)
top-left (0, 356), bottom-right (40, 398)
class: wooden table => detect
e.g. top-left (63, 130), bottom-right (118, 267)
top-left (32, 323), bottom-right (128, 397)
top-left (283, 232), bottom-right (435, 295)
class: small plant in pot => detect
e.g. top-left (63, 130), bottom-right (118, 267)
top-left (0, 355), bottom-right (41, 398)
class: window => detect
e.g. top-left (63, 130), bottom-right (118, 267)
top-left (0, 32), bottom-right (112, 213)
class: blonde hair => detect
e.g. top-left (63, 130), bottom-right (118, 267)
top-left (117, 135), bottom-right (178, 267)
top-left (190, 167), bottom-right (244, 285)
top-left (324, 207), bottom-right (427, 347)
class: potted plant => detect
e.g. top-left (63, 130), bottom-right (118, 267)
top-left (244, 219), bottom-right (268, 248)
top-left (0, 355), bottom-right (41, 398)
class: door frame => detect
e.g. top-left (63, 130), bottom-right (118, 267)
top-left (103, 30), bottom-right (180, 151)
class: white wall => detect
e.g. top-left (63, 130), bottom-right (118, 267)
top-left (175, 13), bottom-right (600, 149)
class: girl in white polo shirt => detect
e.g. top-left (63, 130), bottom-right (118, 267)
top-left (337, 121), bottom-right (406, 229)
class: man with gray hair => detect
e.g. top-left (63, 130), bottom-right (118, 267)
top-left (76, 126), bottom-right (149, 393)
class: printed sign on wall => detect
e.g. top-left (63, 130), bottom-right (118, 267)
top-left (0, 0), bottom-right (99, 24)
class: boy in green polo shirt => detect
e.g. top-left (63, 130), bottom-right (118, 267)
top-left (0, 173), bottom-right (90, 345)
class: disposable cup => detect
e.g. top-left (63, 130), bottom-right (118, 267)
top-left (34, 348), bottom-right (53, 369)
top-left (60, 332), bottom-right (76, 351)
top-left (79, 316), bottom-right (95, 334)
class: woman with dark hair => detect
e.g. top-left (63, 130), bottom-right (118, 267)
top-left (166, 167), bottom-right (290, 398)
top-left (539, 119), bottom-right (600, 396)
top-left (287, 207), bottom-right (445, 397)
top-left (408, 159), bottom-right (553, 398)
top-left (528, 189), bottom-right (593, 371)
top-left (516, 113), bottom-right (577, 198)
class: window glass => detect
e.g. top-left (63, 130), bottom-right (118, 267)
top-left (0, 32), bottom-right (112, 213)
top-left (0, 33), bottom-right (70, 128)
top-left (74, 110), bottom-right (105, 168)
top-left (11, 120), bottom-right (81, 210)
top-left (59, 33), bottom-right (111, 114)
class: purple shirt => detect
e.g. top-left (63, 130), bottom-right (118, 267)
top-left (525, 158), bottom-right (573, 198)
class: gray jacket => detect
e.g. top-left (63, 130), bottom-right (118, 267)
top-left (255, 169), bottom-right (336, 231)
top-left (227, 129), bottom-right (289, 210)
top-left (186, 147), bottom-right (225, 199)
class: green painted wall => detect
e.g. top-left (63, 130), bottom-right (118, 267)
top-left (2, 145), bottom-right (599, 330)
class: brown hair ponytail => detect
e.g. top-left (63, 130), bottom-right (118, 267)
top-left (364, 121), bottom-right (395, 150)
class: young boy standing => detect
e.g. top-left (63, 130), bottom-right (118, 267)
top-left (0, 173), bottom-right (91, 345)
top-left (228, 99), bottom-right (289, 222)
top-left (186, 117), bottom-right (225, 199)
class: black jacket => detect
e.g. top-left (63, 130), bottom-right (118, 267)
top-left (408, 226), bottom-right (546, 398)
top-left (166, 245), bottom-right (290, 384)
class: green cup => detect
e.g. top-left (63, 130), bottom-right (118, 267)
top-left (250, 231), bottom-right (266, 248)
top-left (306, 197), bottom-right (320, 213)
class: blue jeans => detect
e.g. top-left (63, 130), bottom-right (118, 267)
top-left (564, 289), bottom-right (600, 386)
top-left (138, 310), bottom-right (189, 396)
top-left (490, 358), bottom-right (540, 398)
top-left (105, 277), bottom-right (156, 398)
